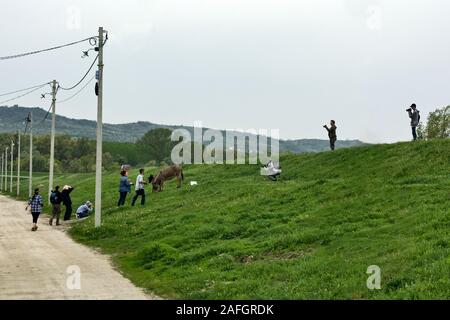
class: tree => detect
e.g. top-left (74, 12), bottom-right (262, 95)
top-left (137, 128), bottom-right (176, 164)
top-left (416, 122), bottom-right (426, 140)
top-left (426, 106), bottom-right (450, 139)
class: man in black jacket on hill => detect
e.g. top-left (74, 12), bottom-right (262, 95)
top-left (323, 120), bottom-right (338, 151)
top-left (61, 185), bottom-right (75, 221)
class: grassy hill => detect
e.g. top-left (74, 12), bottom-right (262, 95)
top-left (0, 106), bottom-right (366, 152)
top-left (4, 139), bottom-right (449, 299)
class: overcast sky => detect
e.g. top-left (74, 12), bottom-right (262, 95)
top-left (1, 0), bottom-right (449, 143)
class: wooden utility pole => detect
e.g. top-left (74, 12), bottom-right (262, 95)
top-left (48, 79), bottom-right (57, 203)
top-left (29, 112), bottom-right (33, 198)
top-left (10, 141), bottom-right (14, 193)
top-left (5, 147), bottom-right (8, 192)
top-left (1, 153), bottom-right (3, 191)
top-left (17, 131), bottom-right (21, 196)
top-left (95, 27), bottom-right (105, 228)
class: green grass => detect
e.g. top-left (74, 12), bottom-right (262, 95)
top-left (4, 140), bottom-right (450, 299)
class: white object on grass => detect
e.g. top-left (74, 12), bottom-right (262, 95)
top-left (190, 181), bottom-right (198, 186)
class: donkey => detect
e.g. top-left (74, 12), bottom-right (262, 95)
top-left (149, 165), bottom-right (184, 192)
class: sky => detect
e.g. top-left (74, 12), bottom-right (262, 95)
top-left (1, 0), bottom-right (449, 143)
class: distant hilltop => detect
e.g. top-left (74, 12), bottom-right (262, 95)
top-left (0, 105), bottom-right (367, 153)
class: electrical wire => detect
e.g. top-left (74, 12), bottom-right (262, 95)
top-left (0, 82), bottom-right (51, 97)
top-left (39, 76), bottom-right (96, 124)
top-left (58, 54), bottom-right (98, 91)
top-left (0, 36), bottom-right (98, 61)
top-left (58, 75), bottom-right (95, 104)
top-left (0, 83), bottom-right (50, 105)
top-left (38, 103), bottom-right (53, 125)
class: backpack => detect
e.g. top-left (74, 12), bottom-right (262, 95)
top-left (50, 192), bottom-right (58, 204)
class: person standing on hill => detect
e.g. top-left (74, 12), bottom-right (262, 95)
top-left (61, 185), bottom-right (75, 221)
top-left (323, 120), bottom-right (338, 151)
top-left (131, 169), bottom-right (147, 206)
top-left (25, 188), bottom-right (43, 232)
top-left (49, 185), bottom-right (62, 226)
top-left (406, 103), bottom-right (421, 141)
top-left (118, 170), bottom-right (133, 206)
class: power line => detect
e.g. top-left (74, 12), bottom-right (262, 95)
top-left (0, 36), bottom-right (98, 61)
top-left (0, 84), bottom-right (50, 105)
top-left (0, 82), bottom-right (51, 97)
top-left (59, 75), bottom-right (95, 104)
top-left (58, 54), bottom-right (99, 91)
top-left (38, 102), bottom-right (53, 125)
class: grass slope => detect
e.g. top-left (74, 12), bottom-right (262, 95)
top-left (7, 140), bottom-right (450, 299)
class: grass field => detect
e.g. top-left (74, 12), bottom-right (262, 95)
top-left (4, 139), bottom-right (450, 299)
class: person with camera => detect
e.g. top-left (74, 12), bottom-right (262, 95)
top-left (406, 103), bottom-right (421, 141)
top-left (323, 120), bottom-right (338, 151)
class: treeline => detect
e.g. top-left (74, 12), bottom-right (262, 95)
top-left (0, 134), bottom-right (114, 173)
top-left (0, 128), bottom-right (177, 173)
top-left (417, 105), bottom-right (450, 140)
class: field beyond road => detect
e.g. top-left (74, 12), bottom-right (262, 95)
top-left (5, 139), bottom-right (450, 299)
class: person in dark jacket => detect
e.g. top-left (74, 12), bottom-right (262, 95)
top-left (61, 185), bottom-right (75, 221)
top-left (323, 120), bottom-right (337, 151)
top-left (49, 185), bottom-right (63, 226)
top-left (118, 170), bottom-right (133, 206)
top-left (406, 103), bottom-right (420, 141)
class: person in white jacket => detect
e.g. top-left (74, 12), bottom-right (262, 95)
top-left (131, 168), bottom-right (147, 206)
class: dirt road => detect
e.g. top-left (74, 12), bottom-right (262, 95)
top-left (0, 195), bottom-right (158, 300)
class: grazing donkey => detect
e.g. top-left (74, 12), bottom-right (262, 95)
top-left (149, 165), bottom-right (184, 192)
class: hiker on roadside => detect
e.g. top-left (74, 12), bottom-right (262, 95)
top-left (49, 186), bottom-right (62, 226)
top-left (323, 120), bottom-right (338, 151)
top-left (76, 201), bottom-right (93, 219)
top-left (131, 168), bottom-right (147, 206)
top-left (118, 170), bottom-right (133, 206)
top-left (25, 188), bottom-right (43, 232)
top-left (406, 103), bottom-right (421, 141)
top-left (61, 185), bottom-right (75, 221)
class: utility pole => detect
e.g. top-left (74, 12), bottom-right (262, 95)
top-left (95, 26), bottom-right (105, 228)
top-left (48, 79), bottom-right (57, 203)
top-left (10, 141), bottom-right (14, 193)
top-left (29, 112), bottom-right (33, 198)
top-left (2, 152), bottom-right (6, 191)
top-left (17, 131), bottom-right (21, 196)
top-left (5, 147), bottom-right (8, 192)
top-left (1, 153), bottom-right (3, 191)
